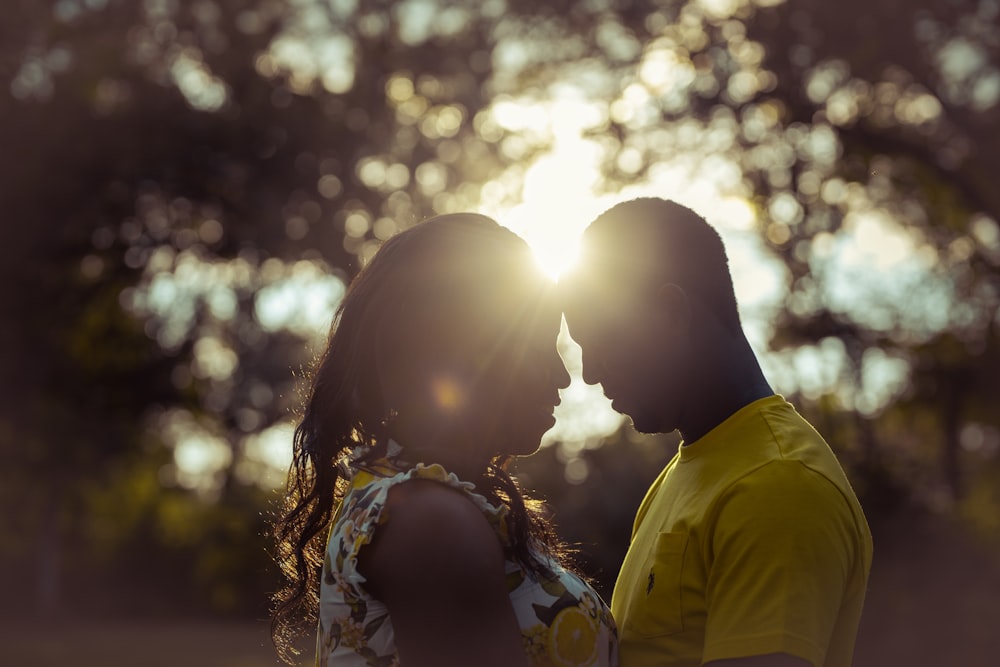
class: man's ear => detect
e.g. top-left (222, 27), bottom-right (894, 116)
top-left (655, 283), bottom-right (692, 335)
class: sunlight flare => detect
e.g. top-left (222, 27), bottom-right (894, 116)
top-left (430, 375), bottom-right (467, 413)
top-left (488, 99), bottom-right (609, 279)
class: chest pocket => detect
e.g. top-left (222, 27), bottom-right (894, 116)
top-left (628, 531), bottom-right (688, 638)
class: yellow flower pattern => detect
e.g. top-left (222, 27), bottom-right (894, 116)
top-left (316, 451), bottom-right (618, 667)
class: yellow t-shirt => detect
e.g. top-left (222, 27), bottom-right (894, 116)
top-left (611, 395), bottom-right (872, 667)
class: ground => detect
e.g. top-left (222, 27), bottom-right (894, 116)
top-left (2, 509), bottom-right (998, 666)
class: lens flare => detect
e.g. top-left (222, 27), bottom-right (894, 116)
top-left (430, 375), bottom-right (466, 413)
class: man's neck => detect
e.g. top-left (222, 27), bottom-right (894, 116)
top-left (677, 336), bottom-right (773, 445)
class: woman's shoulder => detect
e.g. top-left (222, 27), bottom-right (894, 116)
top-left (346, 457), bottom-right (509, 530)
top-left (360, 475), bottom-right (509, 599)
top-left (329, 458), bottom-right (505, 575)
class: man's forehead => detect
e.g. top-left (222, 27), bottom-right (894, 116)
top-left (558, 273), bottom-right (647, 328)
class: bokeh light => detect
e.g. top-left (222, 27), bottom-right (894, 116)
top-left (5, 1), bottom-right (1000, 663)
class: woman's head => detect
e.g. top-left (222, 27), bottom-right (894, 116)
top-left (313, 212), bottom-right (567, 463)
top-left (272, 214), bottom-right (572, 657)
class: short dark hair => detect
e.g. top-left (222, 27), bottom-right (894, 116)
top-left (568, 198), bottom-right (741, 332)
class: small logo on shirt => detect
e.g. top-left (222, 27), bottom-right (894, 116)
top-left (646, 571), bottom-right (655, 595)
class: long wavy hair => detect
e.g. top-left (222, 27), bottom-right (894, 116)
top-left (270, 213), bottom-right (570, 662)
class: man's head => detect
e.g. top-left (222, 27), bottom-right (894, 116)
top-left (559, 198), bottom-right (741, 434)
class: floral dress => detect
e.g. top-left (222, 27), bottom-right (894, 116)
top-left (316, 449), bottom-right (619, 667)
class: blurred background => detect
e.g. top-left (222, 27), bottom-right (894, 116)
top-left (2, 0), bottom-right (999, 665)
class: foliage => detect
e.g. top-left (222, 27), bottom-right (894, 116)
top-left (495, 0), bottom-right (1000, 507)
top-left (2, 0), bottom-right (999, 622)
top-left (0, 0), bottom-right (523, 616)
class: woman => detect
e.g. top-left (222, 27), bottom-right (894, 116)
top-left (271, 213), bottom-right (618, 667)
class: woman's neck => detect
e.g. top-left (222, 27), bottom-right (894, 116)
top-left (388, 422), bottom-right (494, 481)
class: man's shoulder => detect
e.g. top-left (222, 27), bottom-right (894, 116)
top-left (717, 458), bottom-right (870, 551)
top-left (732, 458), bottom-right (844, 499)
top-left (754, 400), bottom-right (858, 485)
top-left (757, 398), bottom-right (830, 452)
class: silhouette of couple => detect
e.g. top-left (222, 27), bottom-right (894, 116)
top-left (273, 198), bottom-right (873, 667)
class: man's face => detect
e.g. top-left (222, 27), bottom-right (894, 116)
top-left (562, 285), bottom-right (688, 435)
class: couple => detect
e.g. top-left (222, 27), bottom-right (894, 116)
top-left (271, 198), bottom-right (873, 667)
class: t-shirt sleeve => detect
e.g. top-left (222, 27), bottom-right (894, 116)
top-left (701, 460), bottom-right (860, 666)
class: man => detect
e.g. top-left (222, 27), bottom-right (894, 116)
top-left (559, 198), bottom-right (872, 667)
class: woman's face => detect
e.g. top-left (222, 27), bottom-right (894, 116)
top-left (383, 279), bottom-right (569, 461)
top-left (420, 285), bottom-right (569, 458)
top-left (373, 230), bottom-right (571, 463)
top-left (479, 291), bottom-right (569, 456)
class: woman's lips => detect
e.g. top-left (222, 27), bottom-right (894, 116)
top-left (537, 398), bottom-right (560, 417)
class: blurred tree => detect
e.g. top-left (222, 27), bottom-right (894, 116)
top-left (493, 0), bottom-right (1000, 509)
top-left (765, 0), bottom-right (998, 515)
top-left (3, 0), bottom-right (999, 624)
top-left (0, 0), bottom-right (535, 616)
top-left (740, 0), bottom-right (1000, 508)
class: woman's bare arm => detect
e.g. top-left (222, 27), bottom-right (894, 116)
top-left (359, 479), bottom-right (529, 667)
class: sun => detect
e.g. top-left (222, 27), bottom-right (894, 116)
top-left (480, 98), bottom-right (611, 280)
top-left (495, 160), bottom-right (592, 280)
top-left (492, 145), bottom-right (602, 280)
top-left (528, 230), bottom-right (583, 281)
top-left (501, 188), bottom-right (586, 281)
